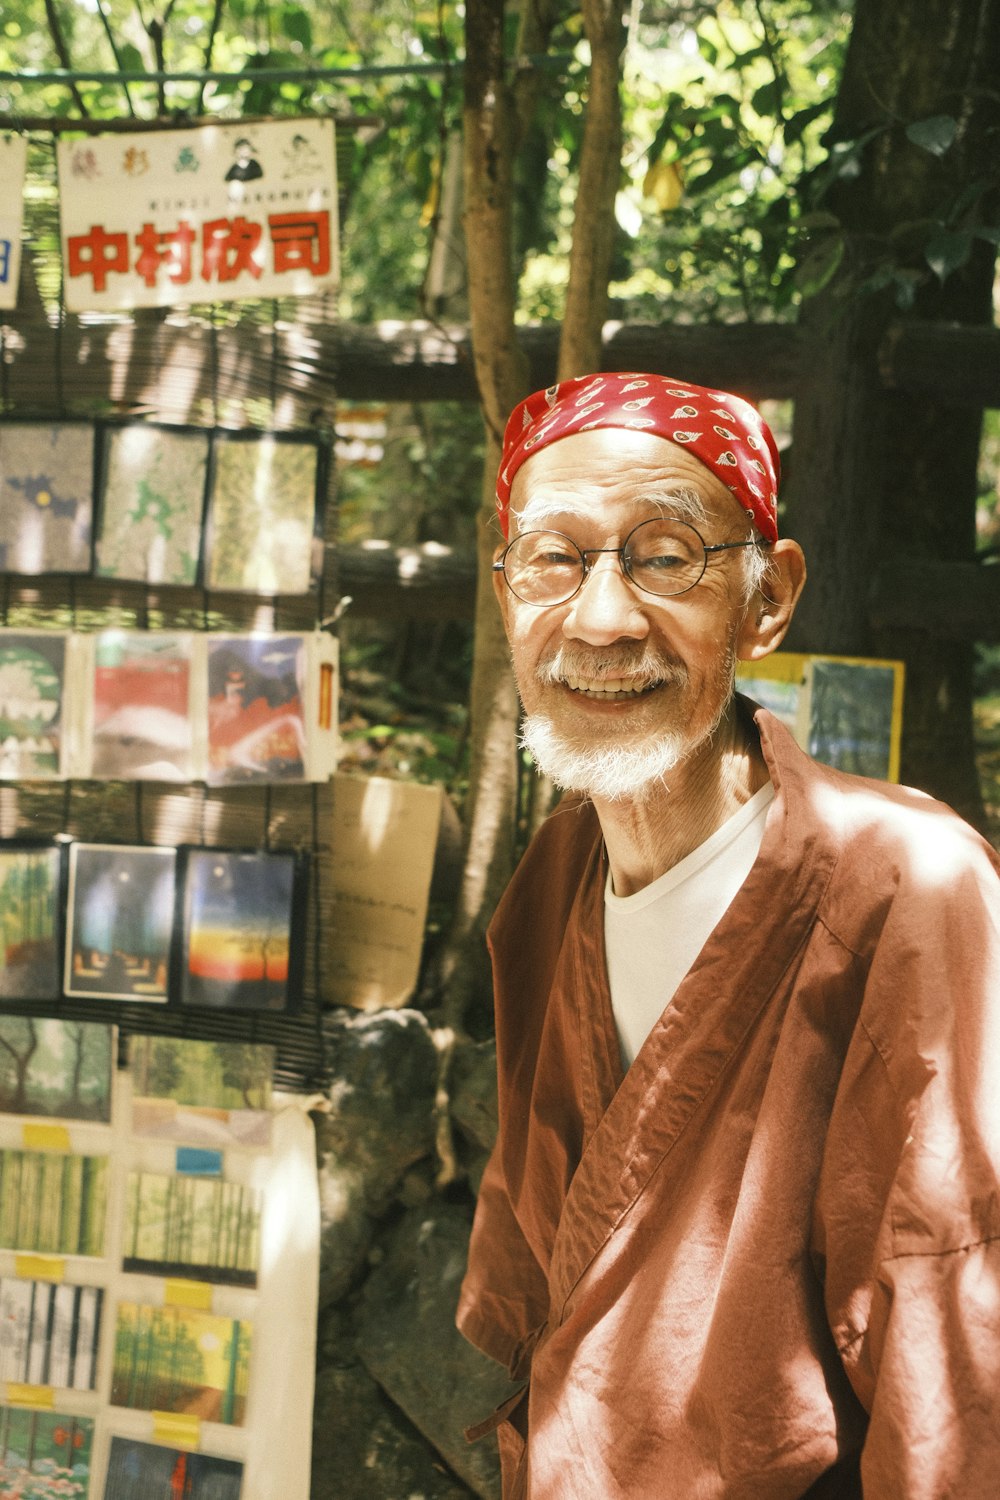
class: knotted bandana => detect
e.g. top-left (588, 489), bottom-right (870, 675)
top-left (495, 372), bottom-right (780, 542)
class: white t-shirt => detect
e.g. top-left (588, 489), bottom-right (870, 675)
top-left (604, 783), bottom-right (775, 1068)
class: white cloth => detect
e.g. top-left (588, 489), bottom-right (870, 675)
top-left (604, 783), bottom-right (774, 1067)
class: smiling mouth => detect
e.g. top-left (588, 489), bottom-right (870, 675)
top-left (562, 676), bottom-right (661, 700)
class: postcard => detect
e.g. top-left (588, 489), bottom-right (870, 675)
top-left (0, 1017), bottom-right (113, 1122)
top-left (206, 432), bottom-right (320, 594)
top-left (124, 1168), bottom-right (261, 1286)
top-left (103, 1437), bottom-right (243, 1500)
top-left (0, 421), bottom-right (94, 575)
top-left (65, 844), bottom-right (176, 1002)
top-left (180, 848), bottom-right (302, 1012)
top-left (89, 630), bottom-right (194, 781)
top-left (807, 657), bottom-right (903, 782)
top-left (130, 1035), bottom-right (273, 1147)
top-left (0, 1148), bottom-right (108, 1256)
top-left (0, 631), bottom-right (67, 779)
top-left (96, 423), bottom-right (209, 586)
top-left (0, 844), bottom-right (62, 1001)
top-left (0, 1278), bottom-right (103, 1389)
top-left (0, 1405), bottom-right (93, 1500)
top-left (111, 1302), bottom-right (252, 1425)
top-left (206, 633), bottom-right (307, 783)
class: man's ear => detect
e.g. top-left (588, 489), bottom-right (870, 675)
top-left (737, 539), bottom-right (807, 661)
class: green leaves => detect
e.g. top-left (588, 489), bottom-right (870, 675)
top-left (905, 114), bottom-right (957, 157)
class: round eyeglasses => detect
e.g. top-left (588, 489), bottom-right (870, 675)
top-left (493, 516), bottom-right (771, 607)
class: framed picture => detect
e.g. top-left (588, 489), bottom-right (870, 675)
top-left (0, 1277), bottom-right (103, 1389)
top-left (65, 843), bottom-right (176, 1002)
top-left (110, 1302), bottom-right (252, 1425)
top-left (89, 629), bottom-right (195, 781)
top-left (179, 847), bottom-right (306, 1012)
top-left (103, 1438), bottom-right (242, 1500)
top-left (130, 1035), bottom-right (274, 1147)
top-left (0, 1148), bottom-right (108, 1256)
top-left (206, 633), bottom-right (308, 783)
top-left (0, 1405), bottom-right (94, 1500)
top-left (0, 843), bottom-right (62, 1001)
top-left (95, 422), bottom-right (209, 585)
top-left (0, 630), bottom-right (67, 779)
top-left (0, 1017), bottom-right (113, 1122)
top-left (123, 1168), bottom-right (261, 1286)
top-left (205, 430), bottom-right (323, 594)
top-left (0, 420), bottom-right (94, 575)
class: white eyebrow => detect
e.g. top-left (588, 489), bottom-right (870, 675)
top-left (511, 483), bottom-right (712, 534)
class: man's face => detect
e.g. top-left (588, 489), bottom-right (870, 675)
top-left (495, 427), bottom-right (763, 801)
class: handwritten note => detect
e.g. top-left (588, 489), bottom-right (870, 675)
top-left (328, 774), bottom-right (444, 1010)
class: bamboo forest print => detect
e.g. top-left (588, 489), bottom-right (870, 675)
top-left (0, 846), bottom-right (60, 1000)
top-left (111, 1303), bottom-right (252, 1425)
top-left (130, 1035), bottom-right (273, 1147)
top-left (181, 849), bottom-right (297, 1011)
top-left (124, 1169), bottom-right (261, 1286)
top-left (0, 421), bottom-right (94, 576)
top-left (90, 631), bottom-right (194, 781)
top-left (206, 434), bottom-right (319, 594)
top-left (65, 844), bottom-right (176, 1001)
top-left (0, 633), bottom-right (66, 779)
top-left (103, 1437), bottom-right (243, 1500)
top-left (0, 1150), bottom-right (107, 1255)
top-left (0, 1405), bottom-right (94, 1500)
top-left (0, 1278), bottom-right (103, 1389)
top-left (0, 1018), bottom-right (112, 1121)
top-left (96, 424), bottom-right (208, 586)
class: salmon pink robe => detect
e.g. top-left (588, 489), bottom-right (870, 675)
top-left (458, 706), bottom-right (1000, 1499)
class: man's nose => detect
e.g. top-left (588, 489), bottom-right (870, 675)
top-left (562, 553), bottom-right (649, 644)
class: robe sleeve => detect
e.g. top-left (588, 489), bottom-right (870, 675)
top-left (457, 1140), bottom-right (550, 1381)
top-left (816, 823), bottom-right (1000, 1498)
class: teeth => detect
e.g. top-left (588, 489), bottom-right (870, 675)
top-left (564, 676), bottom-right (650, 695)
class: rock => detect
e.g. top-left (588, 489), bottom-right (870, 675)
top-left (314, 1009), bottom-right (440, 1304)
top-left (357, 1204), bottom-right (517, 1500)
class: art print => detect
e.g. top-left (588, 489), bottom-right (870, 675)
top-left (124, 1169), bottom-right (261, 1286)
top-left (0, 845), bottom-right (61, 1000)
top-left (206, 634), bottom-right (307, 783)
top-left (0, 422), bottom-right (94, 575)
top-left (96, 424), bottom-right (208, 586)
top-left (103, 1437), bottom-right (243, 1500)
top-left (0, 1149), bottom-right (108, 1256)
top-left (65, 843), bottom-right (176, 1002)
top-left (808, 658), bottom-right (899, 781)
top-left (0, 1017), bottom-right (113, 1121)
top-left (206, 433), bottom-right (319, 594)
top-left (130, 1035), bottom-right (273, 1147)
top-left (181, 849), bottom-right (300, 1013)
top-left (111, 1302), bottom-right (251, 1425)
top-left (90, 630), bottom-right (194, 781)
top-left (0, 1278), bottom-right (103, 1390)
top-left (0, 1405), bottom-right (94, 1500)
top-left (0, 631), bottom-right (66, 779)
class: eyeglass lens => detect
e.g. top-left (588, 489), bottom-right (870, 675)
top-left (502, 518), bottom-right (708, 604)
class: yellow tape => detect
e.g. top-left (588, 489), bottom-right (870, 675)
top-left (152, 1411), bottom-right (201, 1449)
top-left (15, 1254), bottom-right (64, 1282)
top-left (6, 1383), bottom-right (55, 1409)
top-left (22, 1123), bottom-right (71, 1151)
top-left (164, 1278), bottom-right (213, 1310)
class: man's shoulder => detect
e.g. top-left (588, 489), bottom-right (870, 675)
top-left (489, 793), bottom-right (602, 949)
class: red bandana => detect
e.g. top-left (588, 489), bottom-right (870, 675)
top-left (495, 372), bottom-right (780, 542)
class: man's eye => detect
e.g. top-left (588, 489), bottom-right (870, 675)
top-left (635, 548), bottom-right (687, 570)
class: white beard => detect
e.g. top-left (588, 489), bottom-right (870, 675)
top-left (520, 713), bottom-right (688, 802)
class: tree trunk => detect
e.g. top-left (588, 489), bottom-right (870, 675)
top-left (786, 0), bottom-right (1000, 824)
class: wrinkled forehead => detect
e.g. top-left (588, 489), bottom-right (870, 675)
top-left (508, 427), bottom-right (748, 536)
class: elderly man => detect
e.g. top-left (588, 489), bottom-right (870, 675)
top-left (457, 373), bottom-right (1000, 1500)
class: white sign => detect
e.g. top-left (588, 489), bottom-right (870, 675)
top-left (0, 134), bottom-right (27, 310)
top-left (56, 118), bottom-right (338, 312)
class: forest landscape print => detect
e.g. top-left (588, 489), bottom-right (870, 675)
top-left (111, 1302), bottom-right (251, 1426)
top-left (0, 1404), bottom-right (94, 1500)
top-left (103, 1436), bottom-right (243, 1500)
top-left (124, 1168), bottom-right (261, 1286)
top-left (0, 845), bottom-right (61, 1000)
top-left (181, 849), bottom-right (298, 1011)
top-left (130, 1035), bottom-right (273, 1147)
top-left (65, 843), bottom-right (176, 1001)
top-left (0, 1017), bottom-right (112, 1121)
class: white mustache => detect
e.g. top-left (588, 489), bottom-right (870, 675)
top-left (535, 646), bottom-right (686, 690)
